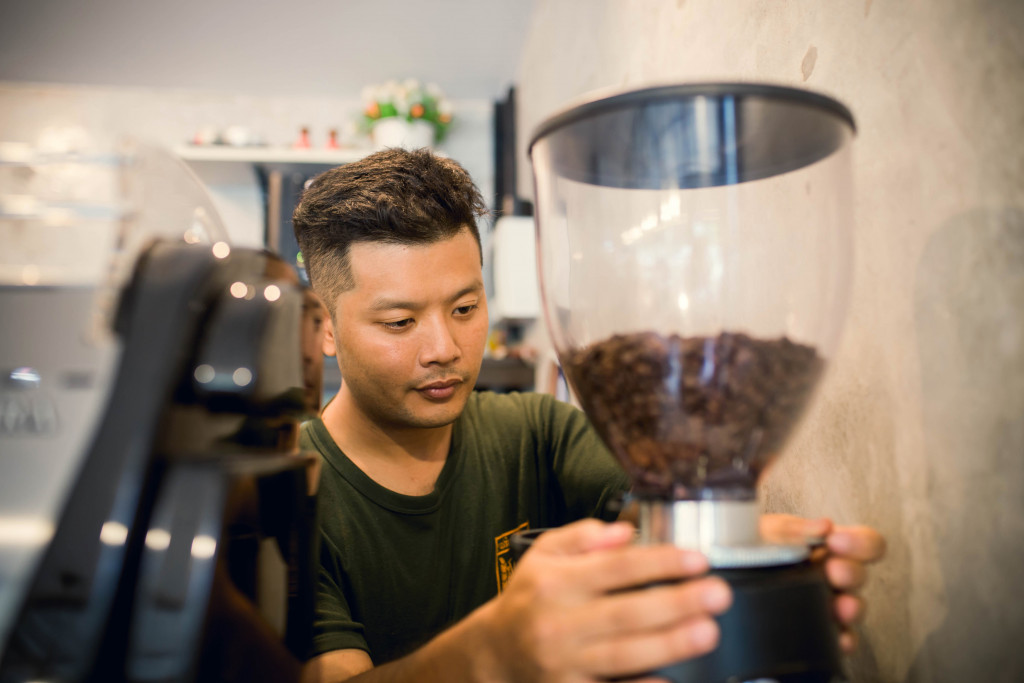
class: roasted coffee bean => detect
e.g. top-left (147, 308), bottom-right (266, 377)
top-left (564, 331), bottom-right (823, 498)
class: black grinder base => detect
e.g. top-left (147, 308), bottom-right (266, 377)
top-left (653, 559), bottom-right (845, 683)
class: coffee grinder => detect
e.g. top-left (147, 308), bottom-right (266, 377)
top-left (529, 84), bottom-right (856, 682)
top-left (0, 140), bottom-right (321, 682)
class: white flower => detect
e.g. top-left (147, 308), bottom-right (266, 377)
top-left (361, 79), bottom-right (452, 124)
top-left (394, 94), bottom-right (410, 116)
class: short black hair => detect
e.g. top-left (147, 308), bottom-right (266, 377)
top-left (292, 148), bottom-right (489, 314)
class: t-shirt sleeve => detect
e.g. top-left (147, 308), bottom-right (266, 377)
top-left (312, 532), bottom-right (372, 658)
top-left (536, 394), bottom-right (631, 522)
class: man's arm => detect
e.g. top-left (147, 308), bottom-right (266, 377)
top-left (304, 519), bottom-right (726, 683)
top-left (303, 649), bottom-right (372, 682)
top-left (303, 613), bottom-right (495, 683)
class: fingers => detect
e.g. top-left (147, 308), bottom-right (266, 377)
top-left (760, 513), bottom-right (833, 545)
top-left (833, 593), bottom-right (865, 626)
top-left (575, 615), bottom-right (720, 679)
top-left (572, 543), bottom-right (710, 594)
top-left (578, 577), bottom-right (732, 641)
top-left (530, 518), bottom-right (636, 556)
top-left (825, 556), bottom-right (868, 593)
top-left (760, 516), bottom-right (888, 564)
top-left (838, 628), bottom-right (859, 654)
top-left (826, 525), bottom-right (887, 563)
top-left (497, 535), bottom-right (724, 682)
top-left (831, 566), bottom-right (869, 657)
top-left (526, 519), bottom-right (712, 595)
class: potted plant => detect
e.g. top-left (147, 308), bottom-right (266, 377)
top-left (361, 79), bottom-right (454, 149)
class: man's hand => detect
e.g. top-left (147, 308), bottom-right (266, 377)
top-left (474, 519), bottom-right (730, 682)
top-left (316, 517), bottom-right (885, 683)
top-left (761, 514), bottom-right (887, 654)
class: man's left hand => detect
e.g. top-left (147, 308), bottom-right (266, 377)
top-left (761, 514), bottom-right (886, 654)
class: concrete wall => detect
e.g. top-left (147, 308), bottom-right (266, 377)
top-left (516, 1), bottom-right (1024, 681)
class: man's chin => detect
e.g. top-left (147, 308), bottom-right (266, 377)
top-left (390, 408), bottom-right (460, 430)
top-left (403, 390), bottom-right (470, 427)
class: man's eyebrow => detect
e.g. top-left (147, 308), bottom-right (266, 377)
top-left (367, 281), bottom-right (484, 312)
top-left (367, 296), bottom-right (419, 312)
top-left (447, 281), bottom-right (484, 304)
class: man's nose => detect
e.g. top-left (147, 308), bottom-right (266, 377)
top-left (419, 316), bottom-right (460, 366)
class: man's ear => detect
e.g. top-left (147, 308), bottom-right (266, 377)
top-left (322, 316), bottom-right (338, 357)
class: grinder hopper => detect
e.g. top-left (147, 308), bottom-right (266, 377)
top-left (529, 83), bottom-right (856, 682)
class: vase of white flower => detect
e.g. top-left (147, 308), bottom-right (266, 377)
top-left (371, 118), bottom-right (435, 150)
top-left (362, 79), bottom-right (453, 150)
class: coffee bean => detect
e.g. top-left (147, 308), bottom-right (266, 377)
top-left (564, 331), bottom-right (823, 499)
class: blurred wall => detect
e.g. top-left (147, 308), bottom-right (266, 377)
top-left (515, 1), bottom-right (1024, 681)
top-left (0, 83), bottom-right (495, 247)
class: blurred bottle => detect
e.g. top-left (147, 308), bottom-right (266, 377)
top-left (292, 127), bottom-right (311, 150)
top-left (325, 129), bottom-right (341, 150)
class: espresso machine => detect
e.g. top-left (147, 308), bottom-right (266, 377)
top-left (529, 83), bottom-right (856, 682)
top-left (0, 140), bottom-right (322, 682)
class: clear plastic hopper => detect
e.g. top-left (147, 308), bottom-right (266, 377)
top-left (530, 83), bottom-right (857, 682)
top-left (531, 84), bottom-right (854, 547)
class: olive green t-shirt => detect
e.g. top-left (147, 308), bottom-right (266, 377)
top-left (302, 390), bottom-right (629, 664)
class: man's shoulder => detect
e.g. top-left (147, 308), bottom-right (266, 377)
top-left (462, 390), bottom-right (585, 435)
top-left (299, 416), bottom-right (347, 475)
top-left (299, 416), bottom-right (327, 451)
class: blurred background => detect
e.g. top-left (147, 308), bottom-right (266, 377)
top-left (1, 1), bottom-right (1022, 681)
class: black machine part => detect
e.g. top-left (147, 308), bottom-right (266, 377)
top-left (652, 560), bottom-right (845, 683)
top-left (0, 241), bottom-right (317, 683)
top-left (1, 244), bottom-right (223, 683)
top-left (527, 82), bottom-right (855, 191)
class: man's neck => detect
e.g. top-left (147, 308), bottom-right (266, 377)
top-left (321, 391), bottom-right (452, 496)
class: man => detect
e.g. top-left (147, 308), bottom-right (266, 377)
top-left (292, 148), bottom-right (885, 682)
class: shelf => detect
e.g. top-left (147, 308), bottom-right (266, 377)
top-left (174, 145), bottom-right (371, 165)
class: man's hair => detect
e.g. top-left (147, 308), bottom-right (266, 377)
top-left (292, 148), bottom-right (489, 313)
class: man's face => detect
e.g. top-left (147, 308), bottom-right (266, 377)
top-left (325, 227), bottom-right (488, 430)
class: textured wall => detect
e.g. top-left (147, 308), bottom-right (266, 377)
top-left (516, 1), bottom-right (1024, 681)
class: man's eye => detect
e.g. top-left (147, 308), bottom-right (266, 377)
top-left (454, 304), bottom-right (478, 316)
top-left (382, 318), bottom-right (413, 330)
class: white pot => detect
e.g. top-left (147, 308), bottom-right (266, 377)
top-left (372, 118), bottom-right (435, 150)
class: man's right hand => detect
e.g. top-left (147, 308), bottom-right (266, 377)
top-left (472, 519), bottom-right (731, 682)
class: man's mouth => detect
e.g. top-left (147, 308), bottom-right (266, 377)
top-left (415, 378), bottom-right (463, 401)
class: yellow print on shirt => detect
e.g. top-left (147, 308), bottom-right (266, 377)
top-left (494, 521), bottom-right (530, 592)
